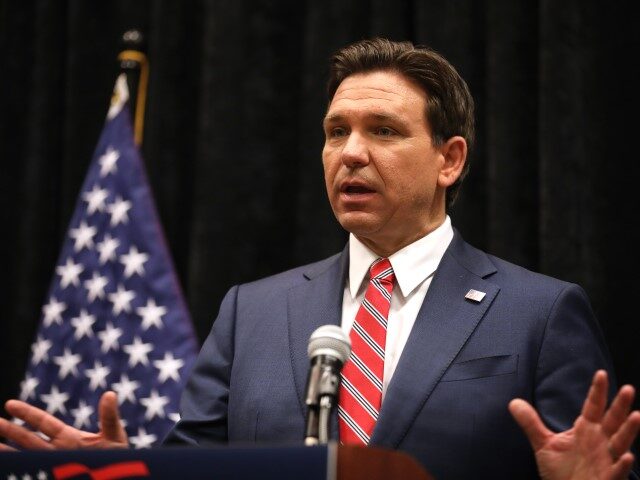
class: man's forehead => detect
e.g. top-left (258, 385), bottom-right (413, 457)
top-left (324, 72), bottom-right (427, 124)
top-left (329, 71), bottom-right (425, 106)
top-left (333, 71), bottom-right (419, 97)
top-left (333, 83), bottom-right (407, 101)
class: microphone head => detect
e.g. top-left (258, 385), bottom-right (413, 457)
top-left (307, 325), bottom-right (351, 363)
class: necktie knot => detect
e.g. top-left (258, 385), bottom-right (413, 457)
top-left (370, 258), bottom-right (395, 284)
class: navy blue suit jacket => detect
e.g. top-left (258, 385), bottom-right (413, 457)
top-left (163, 231), bottom-right (616, 479)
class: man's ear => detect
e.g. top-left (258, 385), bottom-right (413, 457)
top-left (438, 136), bottom-right (467, 188)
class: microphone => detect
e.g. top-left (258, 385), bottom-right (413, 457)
top-left (304, 325), bottom-right (351, 446)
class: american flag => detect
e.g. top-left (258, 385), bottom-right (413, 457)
top-left (18, 74), bottom-right (198, 449)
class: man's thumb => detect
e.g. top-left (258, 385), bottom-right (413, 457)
top-left (509, 398), bottom-right (551, 452)
top-left (99, 391), bottom-right (128, 445)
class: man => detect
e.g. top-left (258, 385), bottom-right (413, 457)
top-left (1, 38), bottom-right (639, 479)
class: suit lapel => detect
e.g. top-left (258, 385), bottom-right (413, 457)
top-left (287, 247), bottom-right (349, 417)
top-left (372, 234), bottom-right (500, 448)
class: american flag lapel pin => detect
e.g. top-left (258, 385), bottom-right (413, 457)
top-left (465, 289), bottom-right (486, 303)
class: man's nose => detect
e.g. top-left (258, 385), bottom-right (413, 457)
top-left (341, 132), bottom-right (370, 168)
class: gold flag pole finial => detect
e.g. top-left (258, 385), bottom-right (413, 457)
top-left (118, 30), bottom-right (148, 146)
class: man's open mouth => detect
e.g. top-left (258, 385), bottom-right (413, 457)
top-left (343, 185), bottom-right (375, 194)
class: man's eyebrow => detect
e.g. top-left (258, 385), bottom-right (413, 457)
top-left (323, 113), bottom-right (344, 125)
top-left (323, 112), bottom-right (404, 125)
top-left (369, 112), bottom-right (404, 123)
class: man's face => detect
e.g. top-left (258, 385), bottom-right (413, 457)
top-left (322, 70), bottom-right (452, 256)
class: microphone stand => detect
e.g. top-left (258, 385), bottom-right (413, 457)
top-left (318, 394), bottom-right (335, 444)
top-left (304, 354), bottom-right (342, 445)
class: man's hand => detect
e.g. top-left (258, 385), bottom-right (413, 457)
top-left (0, 391), bottom-right (128, 450)
top-left (510, 370), bottom-right (640, 480)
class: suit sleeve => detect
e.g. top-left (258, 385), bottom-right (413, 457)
top-left (534, 283), bottom-right (640, 478)
top-left (161, 285), bottom-right (238, 446)
top-left (534, 283), bottom-right (616, 431)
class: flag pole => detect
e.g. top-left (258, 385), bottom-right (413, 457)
top-left (118, 29), bottom-right (148, 146)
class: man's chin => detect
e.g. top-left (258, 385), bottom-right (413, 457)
top-left (335, 212), bottom-right (382, 236)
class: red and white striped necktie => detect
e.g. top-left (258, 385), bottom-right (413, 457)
top-left (339, 257), bottom-right (395, 445)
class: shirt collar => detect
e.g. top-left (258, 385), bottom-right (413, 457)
top-left (348, 215), bottom-right (454, 299)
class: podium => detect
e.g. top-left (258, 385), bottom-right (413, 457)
top-left (0, 443), bottom-right (433, 479)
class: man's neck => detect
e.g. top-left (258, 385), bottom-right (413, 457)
top-left (354, 217), bottom-right (447, 258)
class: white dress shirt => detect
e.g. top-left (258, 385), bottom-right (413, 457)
top-left (341, 215), bottom-right (454, 399)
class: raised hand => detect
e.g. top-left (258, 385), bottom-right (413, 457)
top-left (510, 370), bottom-right (640, 480)
top-left (0, 391), bottom-right (128, 450)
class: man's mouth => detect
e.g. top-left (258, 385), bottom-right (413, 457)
top-left (340, 179), bottom-right (376, 195)
top-left (344, 185), bottom-right (375, 194)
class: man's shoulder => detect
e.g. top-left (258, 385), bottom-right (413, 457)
top-left (488, 251), bottom-right (570, 287)
top-left (450, 232), bottom-right (578, 294)
top-left (238, 251), bottom-right (345, 294)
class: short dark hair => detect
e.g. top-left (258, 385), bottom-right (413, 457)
top-left (327, 38), bottom-right (475, 207)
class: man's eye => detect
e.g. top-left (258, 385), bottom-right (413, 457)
top-left (376, 127), bottom-right (395, 136)
top-left (330, 127), bottom-right (348, 138)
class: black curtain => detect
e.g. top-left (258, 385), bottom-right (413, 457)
top-left (2, 0), bottom-right (639, 420)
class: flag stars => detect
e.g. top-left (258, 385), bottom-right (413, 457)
top-left (71, 400), bottom-right (94, 429)
top-left (123, 336), bottom-right (153, 367)
top-left (42, 297), bottom-right (67, 327)
top-left (84, 272), bottom-right (109, 302)
top-left (22, 106), bottom-right (199, 454)
top-left (98, 321), bottom-right (123, 353)
top-left (107, 196), bottom-right (132, 226)
top-left (56, 258), bottom-right (84, 289)
top-left (137, 298), bottom-right (167, 330)
top-left (40, 385), bottom-right (70, 415)
top-left (99, 146), bottom-right (120, 177)
top-left (31, 336), bottom-right (53, 364)
top-left (53, 348), bottom-right (82, 379)
top-left (153, 352), bottom-right (184, 383)
top-left (70, 309), bottom-right (96, 340)
top-left (69, 221), bottom-right (97, 252)
top-left (19, 374), bottom-right (39, 401)
top-left (82, 184), bottom-right (109, 214)
top-left (108, 284), bottom-right (136, 315)
top-left (112, 374), bottom-right (140, 405)
top-left (96, 233), bottom-right (120, 264)
top-left (120, 246), bottom-right (149, 278)
top-left (85, 360), bottom-right (111, 391)
top-left (129, 427), bottom-right (157, 449)
top-left (140, 389), bottom-right (169, 420)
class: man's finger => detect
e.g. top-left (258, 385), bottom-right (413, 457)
top-left (0, 417), bottom-right (52, 450)
top-left (580, 370), bottom-right (608, 423)
top-left (0, 442), bottom-right (18, 451)
top-left (98, 391), bottom-right (127, 444)
top-left (608, 410), bottom-right (640, 460)
top-left (608, 452), bottom-right (635, 480)
top-left (602, 385), bottom-right (635, 437)
top-left (5, 400), bottom-right (67, 440)
top-left (508, 398), bottom-right (552, 452)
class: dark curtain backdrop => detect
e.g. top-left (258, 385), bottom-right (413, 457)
top-left (1, 0), bottom-right (639, 420)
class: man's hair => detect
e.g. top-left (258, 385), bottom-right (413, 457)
top-left (326, 38), bottom-right (475, 207)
